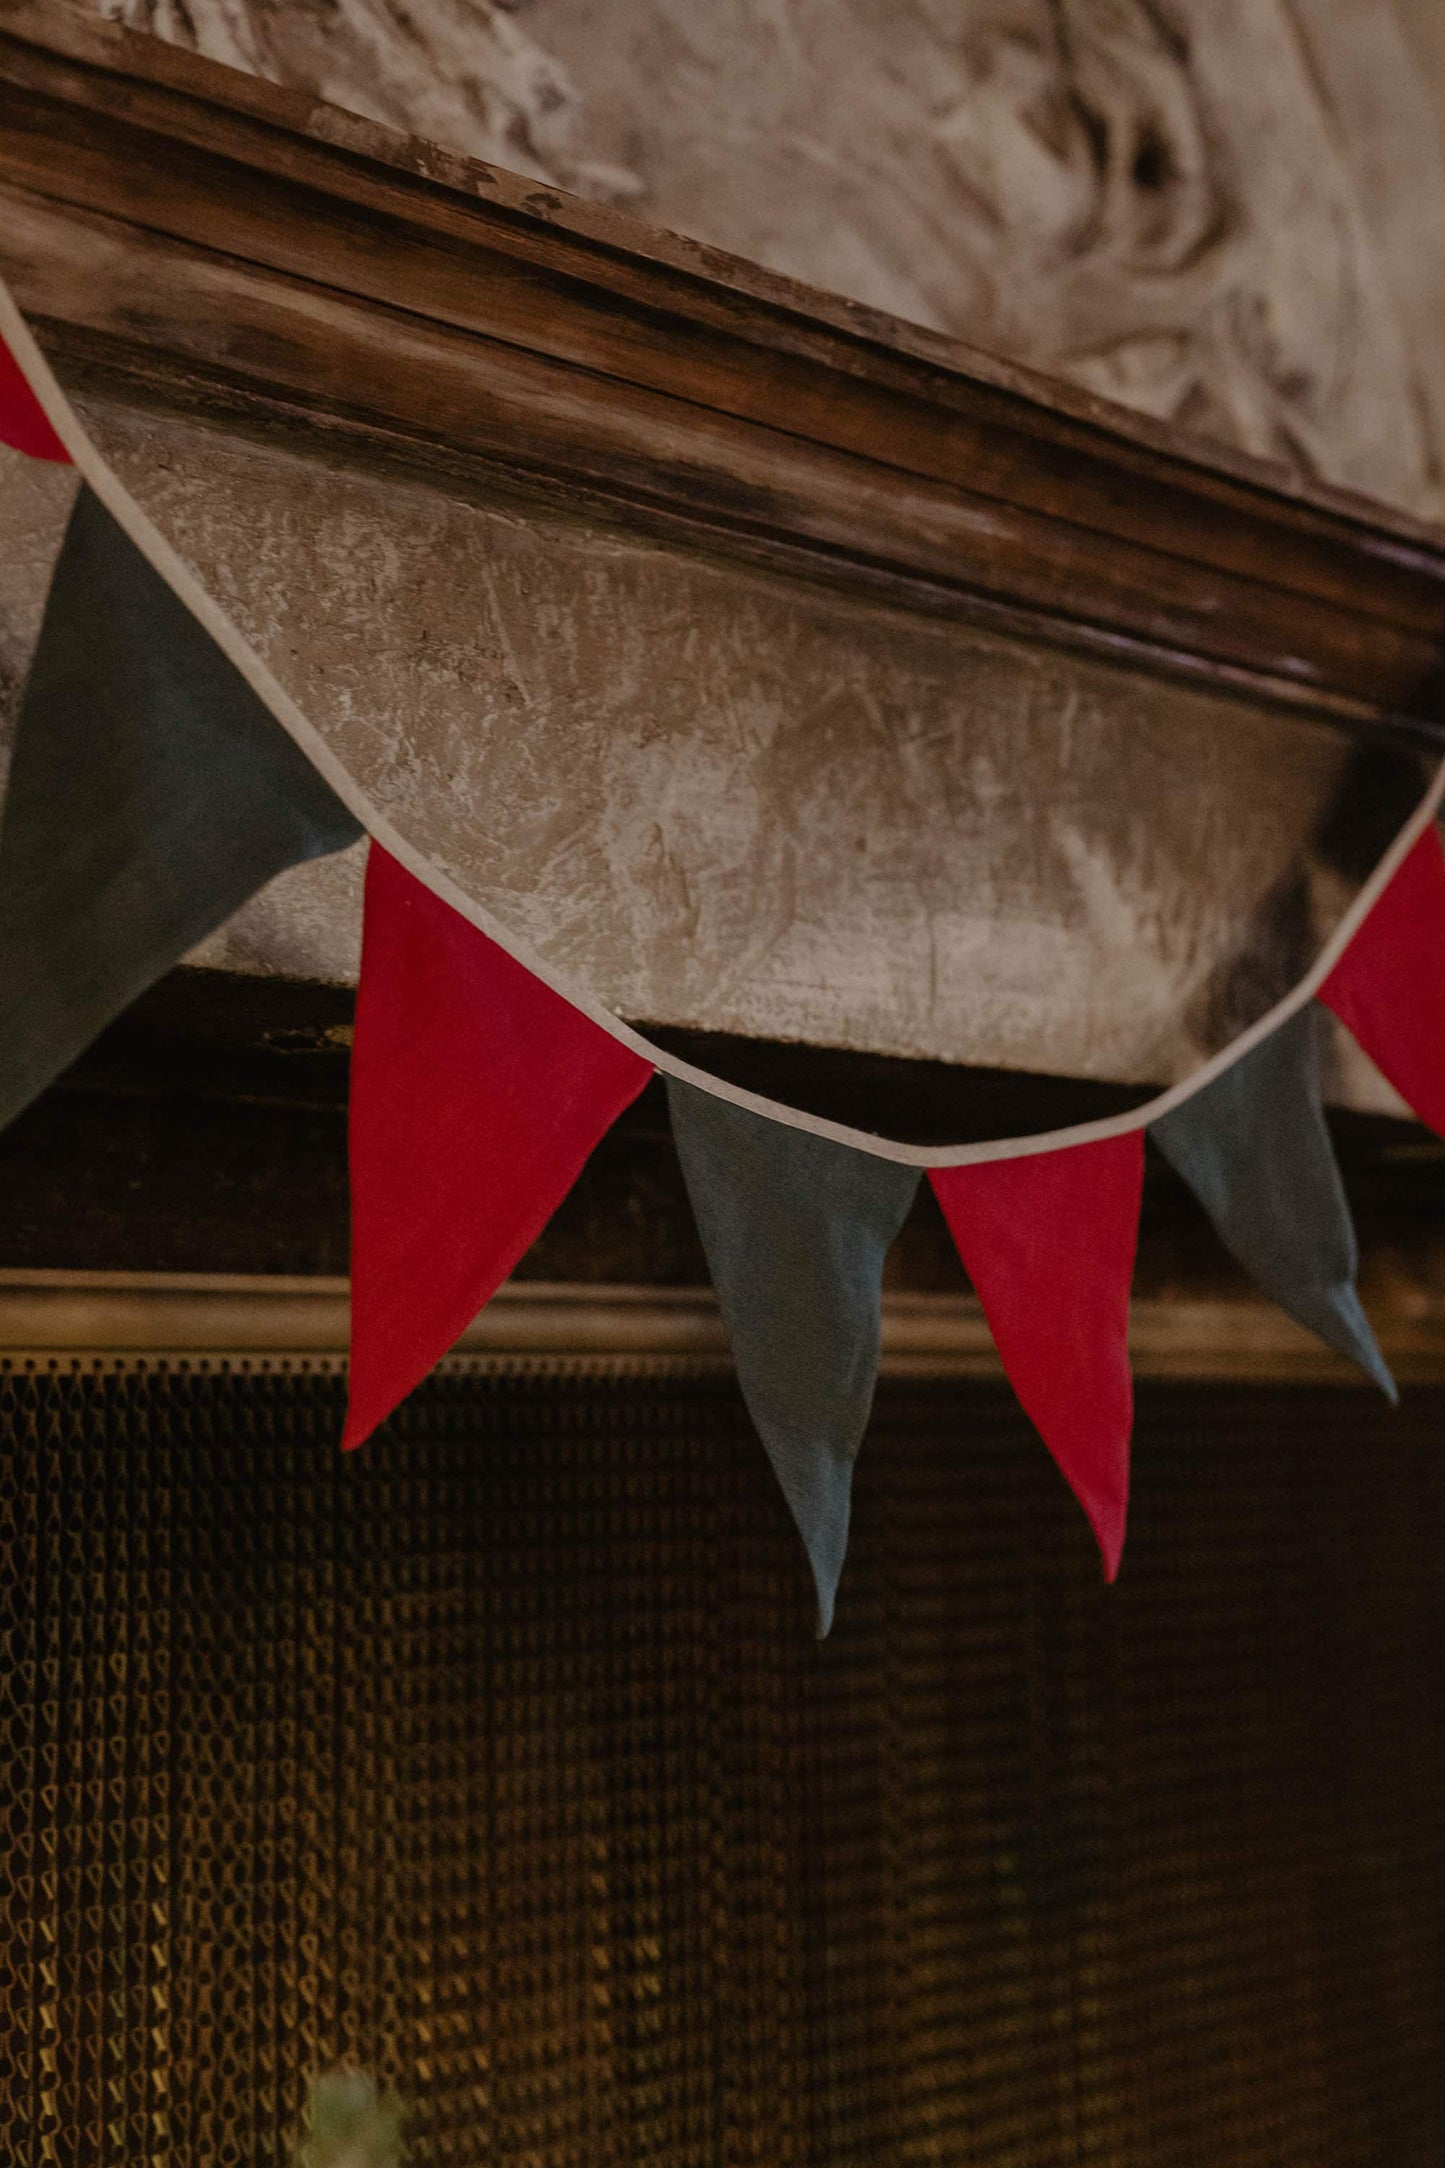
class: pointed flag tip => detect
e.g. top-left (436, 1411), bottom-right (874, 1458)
top-left (800, 1523), bottom-right (848, 1641)
top-left (1318, 1282), bottom-right (1398, 1405)
top-left (1091, 1508), bottom-right (1125, 1585)
top-left (1364, 1344), bottom-right (1400, 1408)
top-left (1343, 1292), bottom-right (1399, 1405)
top-left (340, 1393), bottom-right (386, 1454)
top-left (1364, 1343), bottom-right (1400, 1407)
top-left (1067, 1450), bottom-right (1127, 1583)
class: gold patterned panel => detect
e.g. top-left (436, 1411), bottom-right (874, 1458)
top-left (2, 1360), bottom-right (1443, 2163)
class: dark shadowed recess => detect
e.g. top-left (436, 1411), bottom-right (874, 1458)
top-left (640, 1023), bottom-right (1153, 1142)
top-left (1, 966), bottom-right (1442, 1301)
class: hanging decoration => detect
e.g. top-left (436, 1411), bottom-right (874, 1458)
top-left (1318, 826), bottom-right (1445, 1137)
top-left (666, 1076), bottom-right (921, 1636)
top-left (0, 487), bottom-right (362, 1132)
top-left (1150, 1008), bottom-right (1395, 1398)
top-left (0, 328), bottom-right (68, 463)
top-left (345, 844), bottom-right (653, 1451)
top-left (929, 1133), bottom-right (1144, 1583)
top-left (3, 286), bottom-right (1444, 1635)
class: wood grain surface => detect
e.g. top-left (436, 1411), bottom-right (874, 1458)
top-left (88, 0), bottom-right (1445, 528)
top-left (2, 1), bottom-right (1444, 733)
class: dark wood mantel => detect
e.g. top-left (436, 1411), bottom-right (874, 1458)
top-left (2, 0), bottom-right (1445, 738)
top-left (3, 0), bottom-right (1445, 1358)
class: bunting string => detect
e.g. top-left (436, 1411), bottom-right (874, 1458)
top-left (3, 287), bottom-right (1445, 1630)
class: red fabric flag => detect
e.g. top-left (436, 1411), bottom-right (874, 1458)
top-left (0, 333), bottom-right (70, 462)
top-left (929, 1130), bottom-right (1144, 1580)
top-left (1319, 824), bottom-right (1445, 1138)
top-left (344, 845), bottom-right (653, 1448)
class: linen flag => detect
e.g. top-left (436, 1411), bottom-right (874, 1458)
top-left (0, 487), bottom-right (363, 1133)
top-left (1150, 1004), bottom-right (1394, 1395)
top-left (1320, 824), bottom-right (1445, 1140)
top-left (665, 1077), bottom-right (921, 1636)
top-left (0, 330), bottom-right (69, 462)
top-left (344, 845), bottom-right (654, 1449)
top-left (929, 1132), bottom-right (1143, 1580)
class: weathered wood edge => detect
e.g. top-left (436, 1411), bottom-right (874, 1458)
top-left (2, 0), bottom-right (1445, 735)
top-left (0, 0), bottom-right (1411, 513)
top-left (0, 0), bottom-right (1439, 545)
top-left (3, 1269), bottom-right (1444, 1384)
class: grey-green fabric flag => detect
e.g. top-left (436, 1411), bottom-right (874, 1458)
top-left (666, 1075), bottom-right (921, 1635)
top-left (0, 487), bottom-right (362, 1129)
top-left (1150, 1004), bottom-right (1394, 1397)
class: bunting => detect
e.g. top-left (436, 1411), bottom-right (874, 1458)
top-left (1151, 1006), bottom-right (1394, 1397)
top-left (666, 1078), bottom-right (920, 1636)
top-left (0, 284), bottom-right (1442, 1633)
top-left (930, 1133), bottom-right (1143, 1580)
top-left (0, 488), bottom-right (362, 1131)
top-left (0, 329), bottom-right (68, 461)
top-left (1320, 825), bottom-right (1445, 1141)
top-left (344, 846), bottom-right (653, 1450)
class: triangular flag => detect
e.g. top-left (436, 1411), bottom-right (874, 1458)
top-left (929, 1132), bottom-right (1142, 1580)
top-left (345, 845), bottom-right (653, 1448)
top-left (1151, 1004), bottom-right (1394, 1397)
top-left (0, 487), bottom-right (362, 1131)
top-left (1319, 824), bottom-right (1445, 1138)
top-left (0, 330), bottom-right (70, 461)
top-left (665, 1077), bottom-right (921, 1636)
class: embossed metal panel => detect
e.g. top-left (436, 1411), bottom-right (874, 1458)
top-left (2, 1362), bottom-right (1443, 2164)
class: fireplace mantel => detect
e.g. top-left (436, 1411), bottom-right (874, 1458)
top-left (5, 0), bottom-right (1445, 1103)
top-left (2, 0), bottom-right (1445, 742)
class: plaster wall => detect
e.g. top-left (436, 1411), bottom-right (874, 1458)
top-left (95, 0), bottom-right (1445, 523)
top-left (0, 413), bottom-right (1390, 1100)
top-left (4, 3), bottom-right (1438, 1108)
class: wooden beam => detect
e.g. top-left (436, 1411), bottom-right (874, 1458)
top-left (2, 1267), bottom-right (1442, 1385)
top-left (1, 1), bottom-right (1443, 734)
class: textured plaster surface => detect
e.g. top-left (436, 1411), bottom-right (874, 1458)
top-left (12, 402), bottom-right (1360, 1091)
top-left (98, 0), bottom-right (1445, 522)
top-left (8, 2), bottom-right (1434, 1106)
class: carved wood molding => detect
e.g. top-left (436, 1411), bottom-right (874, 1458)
top-left (3, 1270), bottom-right (1445, 1385)
top-left (2, 0), bottom-right (1445, 738)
